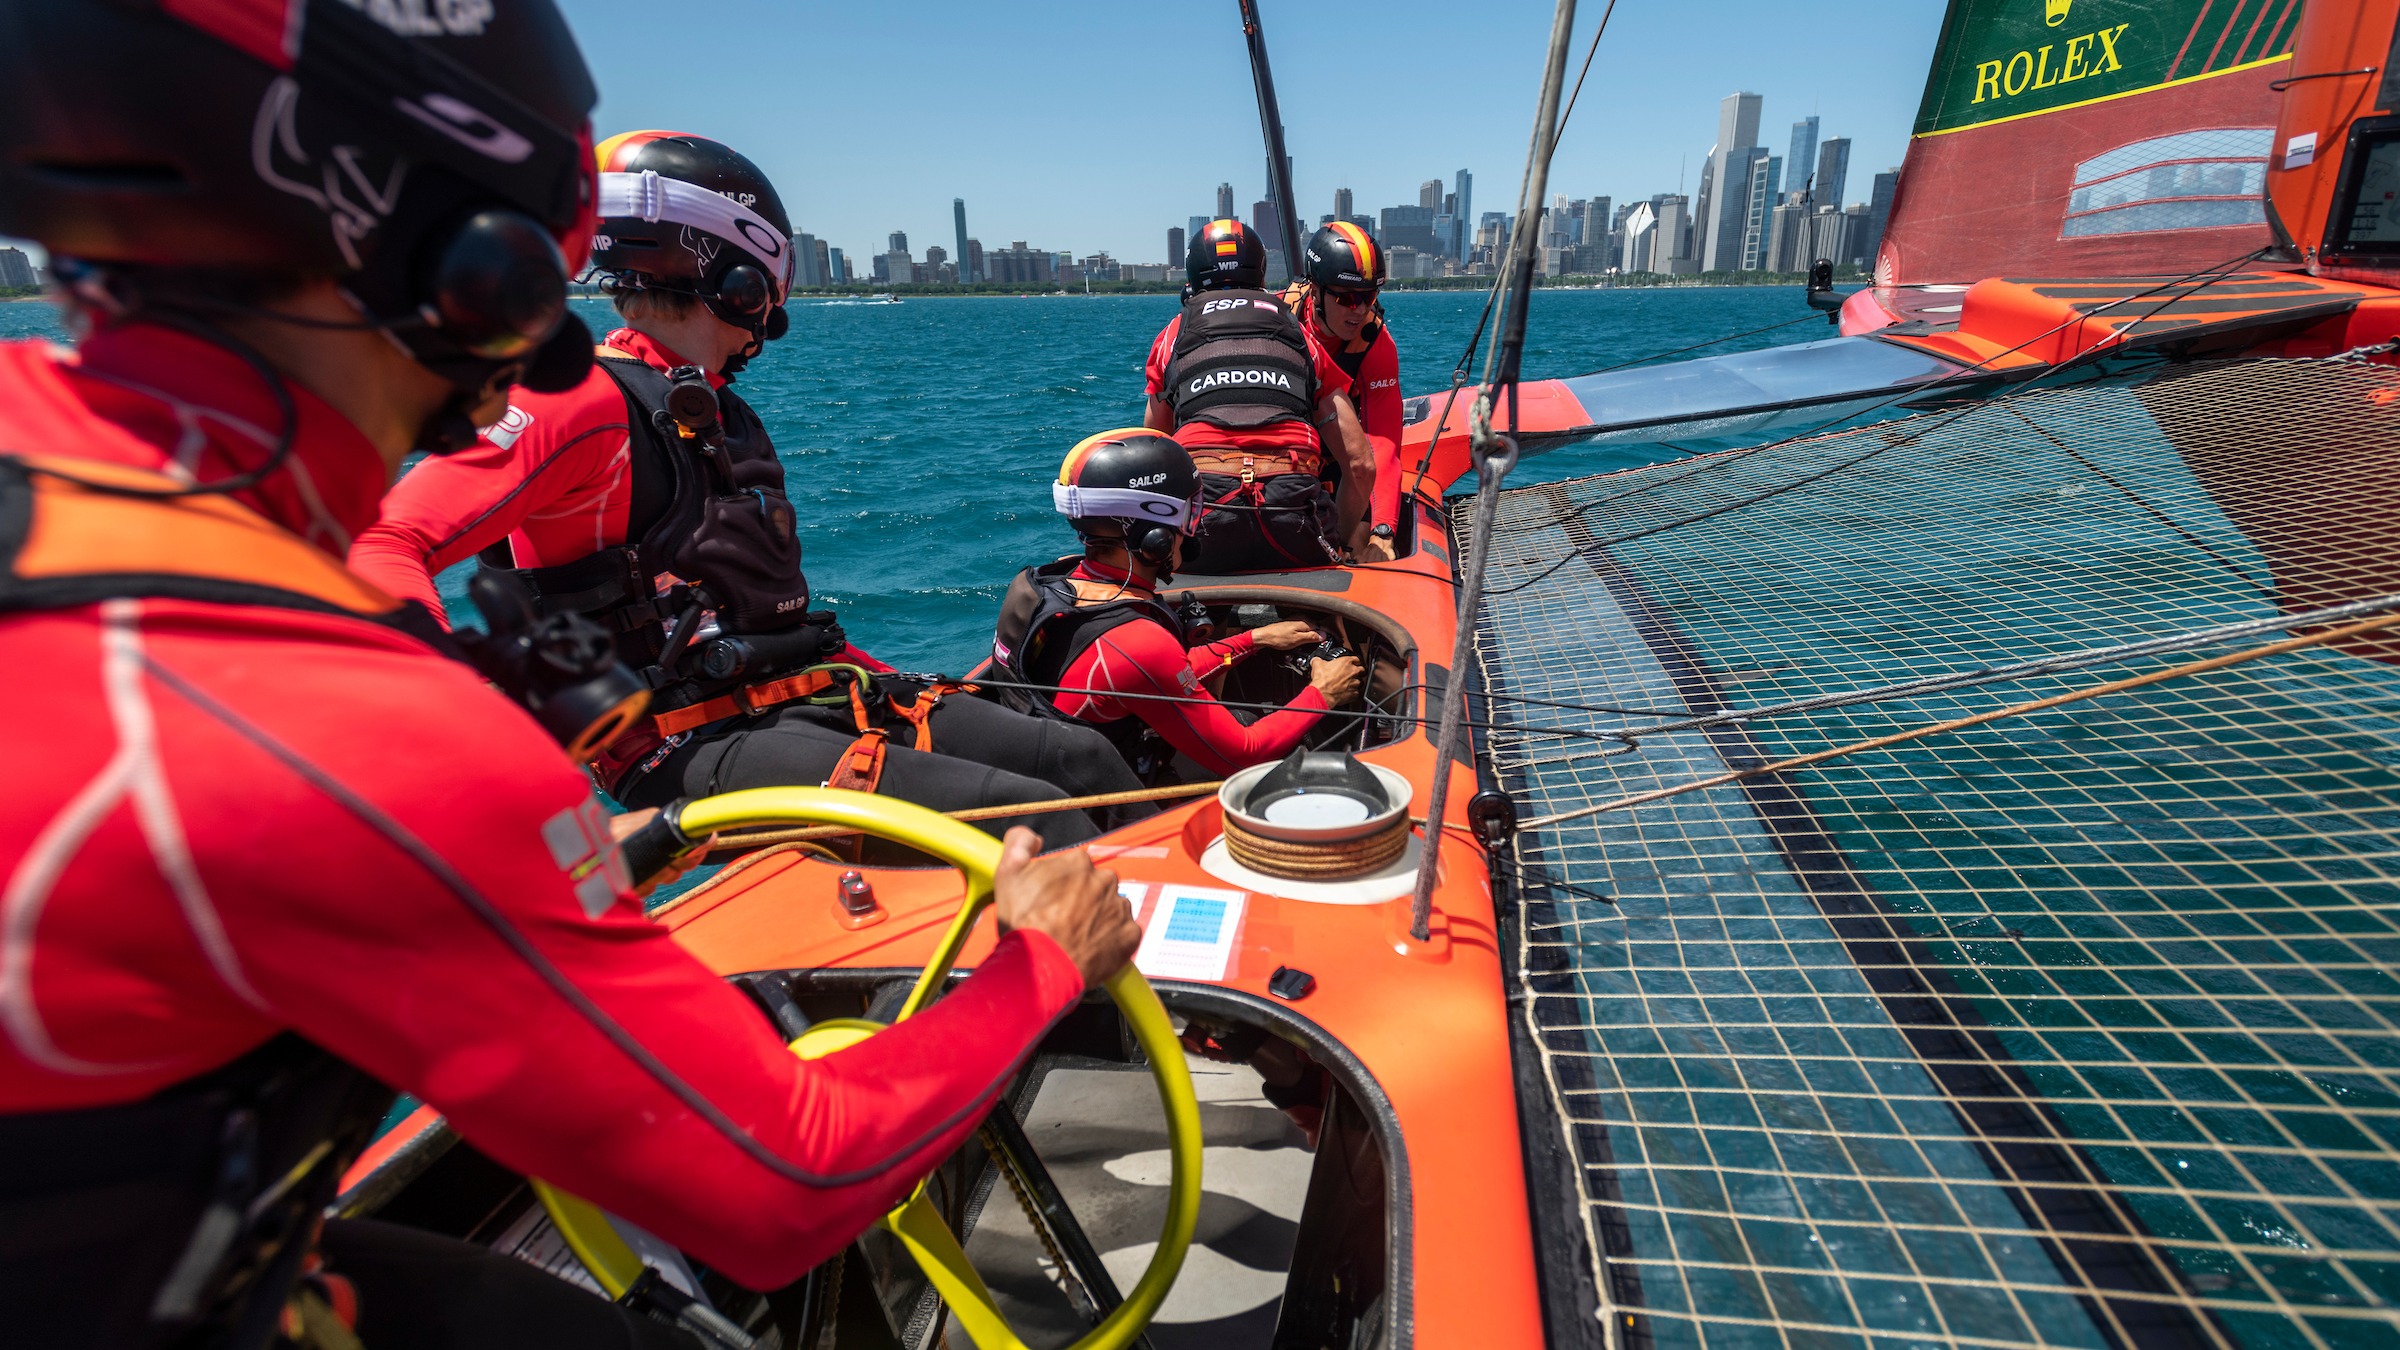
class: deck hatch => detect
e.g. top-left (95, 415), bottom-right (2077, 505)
top-left (1468, 355), bottom-right (2400, 1349)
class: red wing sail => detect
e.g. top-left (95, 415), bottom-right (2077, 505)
top-left (1881, 0), bottom-right (2301, 285)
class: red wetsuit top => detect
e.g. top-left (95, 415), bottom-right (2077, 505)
top-left (1306, 307), bottom-right (1403, 533)
top-left (1143, 314), bottom-right (1350, 462)
top-left (1051, 561), bottom-right (1327, 774)
top-left (0, 323), bottom-right (1084, 1291)
top-left (347, 327), bottom-right (888, 785)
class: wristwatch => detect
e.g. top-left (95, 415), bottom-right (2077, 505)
top-left (1371, 524), bottom-right (1395, 540)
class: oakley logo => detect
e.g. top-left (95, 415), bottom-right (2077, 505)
top-left (394, 91), bottom-right (535, 164)
top-left (340, 0), bottom-right (496, 38)
top-left (1188, 369), bottom-right (1293, 393)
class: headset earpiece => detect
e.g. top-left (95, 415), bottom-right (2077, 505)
top-left (1130, 524), bottom-right (1178, 567)
top-left (765, 304), bottom-right (789, 341)
top-left (424, 209), bottom-right (572, 360)
top-left (712, 263), bottom-right (771, 318)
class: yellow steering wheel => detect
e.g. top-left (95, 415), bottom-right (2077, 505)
top-left (533, 787), bottom-right (1203, 1350)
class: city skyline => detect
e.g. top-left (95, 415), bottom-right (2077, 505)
top-left (0, 2), bottom-right (1946, 277)
top-left (563, 0), bottom-right (1941, 268)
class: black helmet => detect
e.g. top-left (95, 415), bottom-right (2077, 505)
top-left (0, 0), bottom-right (601, 403)
top-left (1184, 219), bottom-right (1266, 293)
top-left (1304, 222), bottom-right (1385, 295)
top-left (593, 132), bottom-right (795, 353)
top-left (1054, 428), bottom-right (1201, 572)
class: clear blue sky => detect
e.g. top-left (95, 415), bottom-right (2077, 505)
top-left (561, 0), bottom-right (1946, 266)
top-left (2, 1), bottom-right (1947, 271)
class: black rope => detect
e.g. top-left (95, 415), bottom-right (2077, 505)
top-left (1475, 248), bottom-right (2272, 599)
top-left (1485, 247), bottom-right (2268, 541)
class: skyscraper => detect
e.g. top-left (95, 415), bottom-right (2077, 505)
top-left (1702, 92), bottom-right (1762, 271)
top-left (1863, 169), bottom-right (1900, 265)
top-left (794, 232), bottom-right (822, 287)
top-left (1167, 226), bottom-right (1185, 268)
top-left (952, 199), bottom-right (972, 283)
top-left (827, 246), bottom-right (847, 284)
top-left (1452, 169), bottom-right (1473, 259)
top-left (1189, 216), bottom-right (1210, 246)
top-left (1814, 138), bottom-right (1852, 209)
top-left (1419, 179), bottom-right (1443, 211)
top-left (1739, 151), bottom-right (1780, 270)
top-left (1334, 187), bottom-right (1353, 221)
top-left (888, 230), bottom-right (908, 254)
top-left (1786, 116), bottom-right (1820, 202)
top-left (1216, 182), bottom-right (1236, 220)
top-left (0, 247), bottom-right (36, 290)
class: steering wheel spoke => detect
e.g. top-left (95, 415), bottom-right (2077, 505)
top-left (535, 787), bottom-right (1201, 1350)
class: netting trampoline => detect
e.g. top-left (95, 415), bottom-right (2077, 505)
top-left (1467, 355), bottom-right (2400, 1349)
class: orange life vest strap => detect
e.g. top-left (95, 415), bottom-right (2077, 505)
top-left (885, 680), bottom-right (971, 753)
top-left (650, 665), bottom-right (860, 737)
top-left (0, 454), bottom-right (400, 619)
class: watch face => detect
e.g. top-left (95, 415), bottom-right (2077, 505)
top-left (1372, 525), bottom-right (1394, 538)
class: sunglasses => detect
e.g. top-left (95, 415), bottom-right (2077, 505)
top-left (1326, 289), bottom-right (1377, 309)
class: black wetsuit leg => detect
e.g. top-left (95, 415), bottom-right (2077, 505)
top-left (615, 705), bottom-right (1104, 849)
top-left (319, 1219), bottom-right (701, 1349)
top-left (892, 679), bottom-right (1149, 814)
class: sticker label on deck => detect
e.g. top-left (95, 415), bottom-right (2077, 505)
top-left (1133, 885), bottom-right (1246, 982)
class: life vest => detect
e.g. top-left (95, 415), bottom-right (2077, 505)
top-left (990, 558), bottom-right (1183, 767)
top-left (480, 351), bottom-right (847, 731)
top-left (0, 454), bottom-right (401, 1348)
top-left (1164, 289), bottom-right (1318, 436)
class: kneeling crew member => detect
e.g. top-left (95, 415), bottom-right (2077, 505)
top-left (350, 131), bottom-right (1135, 846)
top-left (1289, 223), bottom-right (1403, 563)
top-left (0, 7), bottom-right (1138, 1347)
top-left (1142, 220), bottom-right (1377, 572)
top-left (992, 430), bottom-right (1364, 776)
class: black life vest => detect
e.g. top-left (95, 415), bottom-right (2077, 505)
top-left (484, 353), bottom-right (820, 674)
top-left (0, 456), bottom-right (400, 1348)
top-left (990, 558), bottom-right (1183, 765)
top-left (1163, 289), bottom-right (1317, 433)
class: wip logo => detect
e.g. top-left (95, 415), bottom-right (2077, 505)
top-left (542, 799), bottom-right (633, 919)
top-left (1189, 369), bottom-right (1294, 394)
top-left (2045, 0), bottom-right (2071, 26)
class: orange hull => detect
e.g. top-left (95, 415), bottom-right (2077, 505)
top-left (659, 489), bottom-right (1546, 1348)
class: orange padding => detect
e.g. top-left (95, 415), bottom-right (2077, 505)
top-left (11, 454), bottom-right (398, 615)
top-left (652, 666), bottom-right (845, 737)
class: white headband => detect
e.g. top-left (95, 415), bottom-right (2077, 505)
top-left (1054, 483), bottom-right (1196, 532)
top-left (596, 170), bottom-right (794, 294)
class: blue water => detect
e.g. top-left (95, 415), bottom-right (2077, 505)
top-left (0, 287), bottom-right (1830, 670)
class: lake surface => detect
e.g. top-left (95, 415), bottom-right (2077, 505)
top-left (0, 286), bottom-right (1829, 670)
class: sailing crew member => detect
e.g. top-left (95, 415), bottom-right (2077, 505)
top-left (349, 132), bottom-right (1138, 846)
top-left (991, 430), bottom-right (1364, 776)
top-left (1287, 223), bottom-right (1403, 563)
top-left (1142, 219), bottom-right (1378, 572)
top-left (0, 6), bottom-right (1138, 1347)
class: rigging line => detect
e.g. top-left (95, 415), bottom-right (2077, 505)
top-left (1515, 607), bottom-right (2400, 833)
top-left (1550, 0), bottom-right (1619, 141)
top-left (1484, 246), bottom-right (2271, 539)
top-left (1418, 0), bottom-right (1583, 945)
top-left (1483, 590), bottom-right (2400, 747)
top-left (1474, 254), bottom-right (2273, 597)
top-left (954, 673), bottom-right (1642, 747)
top-left (1998, 402), bottom-right (2277, 601)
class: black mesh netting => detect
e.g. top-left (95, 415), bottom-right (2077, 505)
top-left (1467, 356), bottom-right (2400, 1350)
